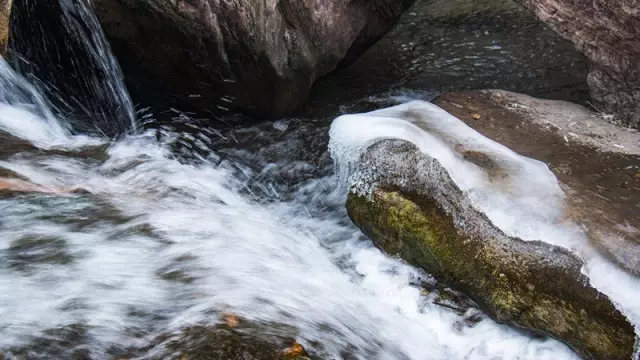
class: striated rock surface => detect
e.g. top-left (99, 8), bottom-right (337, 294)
top-left (345, 138), bottom-right (636, 360)
top-left (514, 0), bottom-right (640, 128)
top-left (91, 0), bottom-right (414, 117)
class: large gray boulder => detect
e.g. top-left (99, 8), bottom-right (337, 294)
top-left (92, 0), bottom-right (414, 117)
top-left (514, 0), bottom-right (640, 128)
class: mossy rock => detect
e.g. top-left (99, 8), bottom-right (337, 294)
top-left (345, 139), bottom-right (636, 360)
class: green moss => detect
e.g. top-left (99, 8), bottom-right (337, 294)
top-left (347, 188), bottom-right (636, 360)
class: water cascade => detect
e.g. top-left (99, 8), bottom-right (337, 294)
top-left (8, 0), bottom-right (136, 136)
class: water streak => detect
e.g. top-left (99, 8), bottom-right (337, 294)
top-left (8, 0), bottom-right (136, 136)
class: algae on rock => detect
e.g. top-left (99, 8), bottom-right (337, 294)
top-left (345, 139), bottom-right (636, 360)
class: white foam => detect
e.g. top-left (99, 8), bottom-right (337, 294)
top-left (329, 100), bottom-right (640, 334)
top-left (0, 105), bottom-right (577, 359)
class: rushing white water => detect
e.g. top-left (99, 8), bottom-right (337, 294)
top-left (328, 101), bottom-right (640, 341)
top-left (58, 0), bottom-right (137, 132)
top-left (9, 0), bottom-right (136, 136)
top-left (0, 60), bottom-right (585, 359)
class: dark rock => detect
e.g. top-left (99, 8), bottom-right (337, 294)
top-left (91, 0), bottom-right (415, 118)
top-left (0, 130), bottom-right (35, 158)
top-left (140, 322), bottom-right (314, 360)
top-left (346, 138), bottom-right (636, 360)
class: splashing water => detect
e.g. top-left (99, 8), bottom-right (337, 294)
top-left (0, 57), bottom-right (587, 359)
top-left (328, 101), bottom-right (640, 339)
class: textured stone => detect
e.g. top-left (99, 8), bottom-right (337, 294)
top-left (515, 0), bottom-right (640, 127)
top-left (91, 0), bottom-right (414, 118)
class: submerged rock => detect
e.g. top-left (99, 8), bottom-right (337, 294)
top-left (91, 0), bottom-right (414, 118)
top-left (514, 0), bottom-right (640, 128)
top-left (345, 138), bottom-right (636, 360)
top-left (2, 318), bottom-right (313, 359)
top-left (141, 322), bottom-right (313, 360)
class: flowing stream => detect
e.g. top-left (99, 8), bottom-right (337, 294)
top-left (8, 0), bottom-right (136, 136)
top-left (0, 57), bottom-right (580, 359)
top-left (0, 1), bottom-right (634, 360)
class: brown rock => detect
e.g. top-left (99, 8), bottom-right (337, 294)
top-left (0, 0), bottom-right (10, 55)
top-left (434, 89), bottom-right (640, 277)
top-left (515, 0), bottom-right (640, 127)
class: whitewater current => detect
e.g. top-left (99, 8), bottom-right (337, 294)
top-left (0, 54), bottom-right (589, 359)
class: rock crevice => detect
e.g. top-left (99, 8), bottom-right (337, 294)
top-left (515, 0), bottom-right (640, 127)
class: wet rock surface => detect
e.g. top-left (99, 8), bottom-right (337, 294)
top-left (434, 90), bottom-right (640, 277)
top-left (514, 0), bottom-right (640, 128)
top-left (345, 139), bottom-right (636, 360)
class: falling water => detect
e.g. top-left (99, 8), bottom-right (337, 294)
top-left (8, 0), bottom-right (136, 136)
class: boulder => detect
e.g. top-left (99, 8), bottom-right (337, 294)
top-left (434, 90), bottom-right (640, 277)
top-left (514, 0), bottom-right (640, 128)
top-left (91, 0), bottom-right (414, 117)
top-left (345, 138), bottom-right (636, 360)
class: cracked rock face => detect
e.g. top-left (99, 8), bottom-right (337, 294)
top-left (515, 0), bottom-right (640, 128)
top-left (91, 0), bottom-right (414, 118)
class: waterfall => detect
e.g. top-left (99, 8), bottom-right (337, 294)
top-left (7, 0), bottom-right (136, 137)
